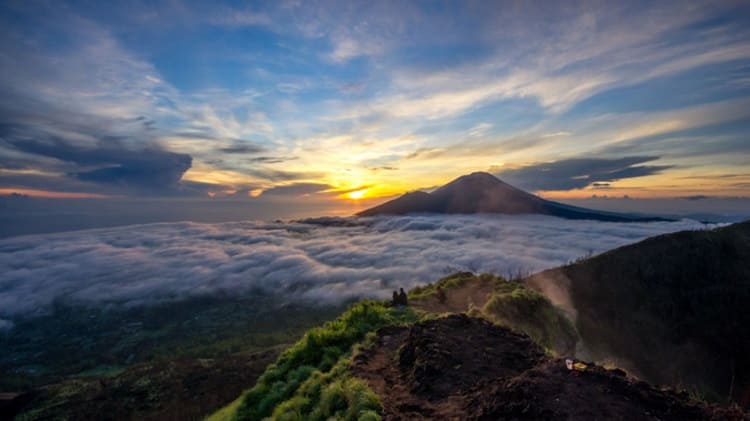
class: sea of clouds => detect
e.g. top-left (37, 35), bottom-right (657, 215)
top-left (0, 215), bottom-right (708, 324)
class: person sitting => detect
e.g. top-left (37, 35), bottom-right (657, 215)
top-left (391, 290), bottom-right (399, 307)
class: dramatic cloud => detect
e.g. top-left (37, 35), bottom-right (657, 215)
top-left (494, 156), bottom-right (672, 191)
top-left (1, 1), bottom-right (749, 200)
top-left (0, 127), bottom-right (193, 195)
top-left (0, 215), bottom-right (707, 319)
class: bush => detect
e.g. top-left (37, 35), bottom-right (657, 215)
top-left (482, 281), bottom-right (578, 354)
top-left (409, 272), bottom-right (502, 299)
top-left (234, 301), bottom-right (415, 420)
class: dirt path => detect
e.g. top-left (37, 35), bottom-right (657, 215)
top-left (410, 277), bottom-right (497, 314)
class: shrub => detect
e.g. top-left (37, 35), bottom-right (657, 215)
top-left (234, 301), bottom-right (415, 420)
top-left (482, 281), bottom-right (578, 354)
top-left (409, 272), bottom-right (502, 299)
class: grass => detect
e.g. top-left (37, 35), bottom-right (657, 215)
top-left (206, 394), bottom-right (246, 421)
top-left (225, 300), bottom-right (419, 421)
top-left (268, 351), bottom-right (382, 421)
top-left (409, 271), bottom-right (500, 300)
top-left (410, 271), bottom-right (578, 355)
top-left (482, 281), bottom-right (578, 354)
top-left (211, 272), bottom-right (580, 420)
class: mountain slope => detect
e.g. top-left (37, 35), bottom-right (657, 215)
top-left (357, 172), bottom-right (668, 222)
top-left (211, 270), bottom-right (747, 419)
top-left (353, 315), bottom-right (741, 420)
top-left (525, 220), bottom-right (750, 405)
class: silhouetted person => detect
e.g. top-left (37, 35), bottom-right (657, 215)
top-left (392, 290), bottom-right (399, 307)
top-left (436, 286), bottom-right (446, 304)
top-left (399, 288), bottom-right (408, 306)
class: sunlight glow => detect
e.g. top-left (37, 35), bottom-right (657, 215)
top-left (347, 189), bottom-right (367, 199)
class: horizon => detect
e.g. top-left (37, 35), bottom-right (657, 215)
top-left (1, 1), bottom-right (749, 232)
top-left (2, 3), bottom-right (750, 416)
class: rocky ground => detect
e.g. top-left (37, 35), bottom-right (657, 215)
top-left (351, 314), bottom-right (747, 420)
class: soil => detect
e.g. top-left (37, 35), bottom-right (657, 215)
top-left (2, 347), bottom-right (281, 421)
top-left (351, 314), bottom-right (748, 420)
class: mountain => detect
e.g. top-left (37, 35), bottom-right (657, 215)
top-left (206, 269), bottom-right (748, 420)
top-left (357, 171), bottom-right (669, 222)
top-left (525, 220), bottom-right (750, 405)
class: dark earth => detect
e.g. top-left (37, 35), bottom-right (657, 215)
top-left (351, 314), bottom-right (747, 420)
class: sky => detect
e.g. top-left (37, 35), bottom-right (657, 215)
top-left (0, 0), bottom-right (749, 225)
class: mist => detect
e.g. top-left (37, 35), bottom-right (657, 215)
top-left (0, 215), bottom-right (708, 323)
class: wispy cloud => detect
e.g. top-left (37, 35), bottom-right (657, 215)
top-left (494, 156), bottom-right (672, 191)
top-left (0, 0), bottom-right (749, 201)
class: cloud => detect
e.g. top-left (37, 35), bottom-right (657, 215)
top-left (210, 9), bottom-right (271, 28)
top-left (1, 128), bottom-right (194, 195)
top-left (260, 183), bottom-right (331, 196)
top-left (681, 195), bottom-right (709, 201)
top-left (1, 1), bottom-right (748, 200)
top-left (329, 37), bottom-right (385, 63)
top-left (219, 144), bottom-right (267, 154)
top-left (0, 215), bottom-right (707, 319)
top-left (247, 156), bottom-right (298, 164)
top-left (494, 156), bottom-right (672, 191)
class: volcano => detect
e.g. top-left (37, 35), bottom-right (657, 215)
top-left (358, 172), bottom-right (669, 222)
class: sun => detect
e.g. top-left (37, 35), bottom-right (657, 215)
top-left (347, 189), bottom-right (367, 199)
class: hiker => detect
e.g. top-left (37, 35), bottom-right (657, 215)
top-left (391, 290), bottom-right (399, 307)
top-left (398, 288), bottom-right (408, 306)
top-left (436, 286), bottom-right (446, 304)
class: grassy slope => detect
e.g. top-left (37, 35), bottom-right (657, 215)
top-left (525, 220), bottom-right (750, 403)
top-left (210, 273), bottom-right (578, 420)
top-left (226, 301), bottom-right (420, 421)
top-left (412, 272), bottom-right (578, 355)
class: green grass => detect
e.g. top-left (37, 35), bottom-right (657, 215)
top-left (268, 352), bottom-right (382, 421)
top-left (206, 393), bottom-right (246, 421)
top-left (410, 271), bottom-right (577, 355)
top-left (482, 281), bottom-right (578, 355)
top-left (409, 271), bottom-right (501, 299)
top-left (228, 301), bottom-right (419, 420)
top-left (211, 273), bottom-right (579, 420)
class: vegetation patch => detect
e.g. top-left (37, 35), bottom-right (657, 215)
top-left (482, 281), bottom-right (578, 355)
top-left (409, 271), bottom-right (578, 356)
top-left (228, 301), bottom-right (419, 420)
top-left (409, 272), bottom-right (499, 300)
top-left (0, 295), bottom-right (346, 391)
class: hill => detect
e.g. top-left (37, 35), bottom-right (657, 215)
top-left (208, 273), bottom-right (746, 420)
top-left (525, 220), bottom-right (750, 405)
top-left (357, 172), bottom-right (668, 222)
top-left (353, 314), bottom-right (740, 420)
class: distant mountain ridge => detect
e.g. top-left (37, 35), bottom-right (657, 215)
top-left (358, 172), bottom-right (669, 222)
